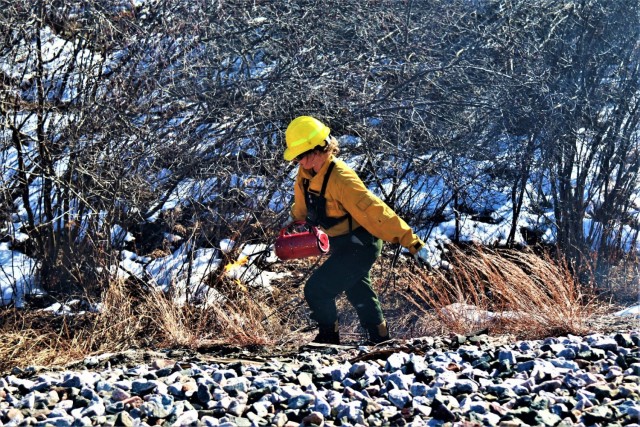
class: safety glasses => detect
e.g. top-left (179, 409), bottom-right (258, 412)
top-left (294, 150), bottom-right (314, 162)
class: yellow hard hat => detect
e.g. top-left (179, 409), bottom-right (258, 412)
top-left (284, 116), bottom-right (330, 161)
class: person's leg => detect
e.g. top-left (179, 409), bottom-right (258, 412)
top-left (345, 282), bottom-right (390, 343)
top-left (304, 227), bottom-right (384, 343)
top-left (344, 273), bottom-right (384, 325)
top-left (342, 230), bottom-right (390, 343)
top-left (304, 257), bottom-right (344, 344)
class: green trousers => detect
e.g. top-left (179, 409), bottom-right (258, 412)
top-left (304, 226), bottom-right (384, 327)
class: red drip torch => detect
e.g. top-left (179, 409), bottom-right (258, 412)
top-left (275, 221), bottom-right (330, 260)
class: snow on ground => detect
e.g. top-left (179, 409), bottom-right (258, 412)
top-left (0, 19), bottom-right (637, 316)
top-left (0, 124), bottom-right (637, 311)
top-left (615, 305), bottom-right (640, 317)
top-left (1, 209), bottom-right (638, 318)
top-left (0, 243), bottom-right (41, 308)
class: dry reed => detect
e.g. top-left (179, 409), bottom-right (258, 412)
top-left (0, 277), bottom-right (289, 373)
top-left (0, 245), bottom-right (613, 372)
top-left (401, 245), bottom-right (601, 339)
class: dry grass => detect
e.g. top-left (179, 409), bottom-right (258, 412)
top-left (0, 278), bottom-right (290, 373)
top-left (85, 278), bottom-right (293, 350)
top-left (0, 328), bottom-right (77, 370)
top-left (0, 244), bottom-right (618, 372)
top-left (399, 244), bottom-right (603, 339)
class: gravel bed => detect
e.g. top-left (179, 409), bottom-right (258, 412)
top-left (0, 330), bottom-right (639, 426)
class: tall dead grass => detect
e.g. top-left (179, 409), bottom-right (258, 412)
top-left (0, 310), bottom-right (92, 372)
top-left (401, 245), bottom-right (603, 339)
top-left (86, 279), bottom-right (292, 350)
top-left (0, 278), bottom-right (289, 373)
top-left (0, 244), bottom-right (613, 372)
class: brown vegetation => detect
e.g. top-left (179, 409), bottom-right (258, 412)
top-left (399, 245), bottom-right (604, 339)
top-left (0, 246), bottom-right (622, 374)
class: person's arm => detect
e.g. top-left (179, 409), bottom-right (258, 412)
top-left (336, 168), bottom-right (424, 254)
top-left (290, 174), bottom-right (308, 222)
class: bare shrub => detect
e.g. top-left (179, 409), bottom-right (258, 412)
top-left (593, 252), bottom-right (640, 306)
top-left (0, 0), bottom-right (638, 365)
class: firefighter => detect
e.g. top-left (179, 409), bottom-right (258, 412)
top-left (284, 116), bottom-right (430, 344)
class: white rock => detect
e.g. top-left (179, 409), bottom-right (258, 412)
top-left (173, 409), bottom-right (199, 426)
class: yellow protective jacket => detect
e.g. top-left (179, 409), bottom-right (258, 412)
top-left (291, 155), bottom-right (425, 254)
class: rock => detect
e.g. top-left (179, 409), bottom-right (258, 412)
top-left (386, 372), bottom-right (413, 390)
top-left (131, 379), bottom-right (156, 395)
top-left (313, 396), bottom-right (331, 417)
top-left (557, 347), bottom-right (577, 360)
top-left (246, 411), bottom-right (268, 426)
top-left (297, 372), bottom-right (313, 388)
top-left (222, 377), bottom-right (249, 393)
top-left (388, 389), bottom-right (412, 408)
top-left (431, 398), bottom-right (456, 422)
top-left (349, 362), bottom-right (368, 378)
top-left (252, 376), bottom-right (279, 389)
top-left (173, 409), bottom-right (199, 425)
top-left (590, 337), bottom-right (619, 353)
top-left (81, 402), bottom-right (105, 417)
top-left (151, 358), bottom-right (176, 370)
top-left (385, 352), bottom-right (410, 372)
top-left (532, 380), bottom-right (563, 393)
top-left (251, 400), bottom-right (271, 418)
top-left (110, 387), bottom-right (130, 402)
top-left (59, 375), bottom-right (83, 389)
top-left (499, 350), bottom-right (518, 368)
top-left (535, 409), bottom-right (562, 426)
top-left (122, 395), bottom-right (144, 409)
top-left (301, 411), bottom-right (324, 426)
top-left (450, 379), bottom-right (479, 395)
top-left (141, 394), bottom-right (173, 419)
top-left (5, 407), bottom-right (25, 423)
top-left (1, 331), bottom-right (638, 426)
top-left (213, 369), bottom-right (238, 383)
top-left (409, 382), bottom-right (429, 397)
top-left (40, 416), bottom-right (74, 426)
top-left (197, 383), bottom-right (213, 403)
top-left (271, 411), bottom-right (288, 427)
top-left (227, 399), bottom-right (246, 416)
top-left (336, 401), bottom-right (366, 424)
top-left (581, 404), bottom-right (615, 424)
top-left (288, 393), bottom-right (315, 409)
top-left (589, 383), bottom-right (619, 400)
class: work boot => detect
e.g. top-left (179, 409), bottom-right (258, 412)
top-left (365, 320), bottom-right (390, 345)
top-left (312, 322), bottom-right (340, 345)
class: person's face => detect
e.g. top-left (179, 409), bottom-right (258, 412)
top-left (294, 150), bottom-right (316, 169)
